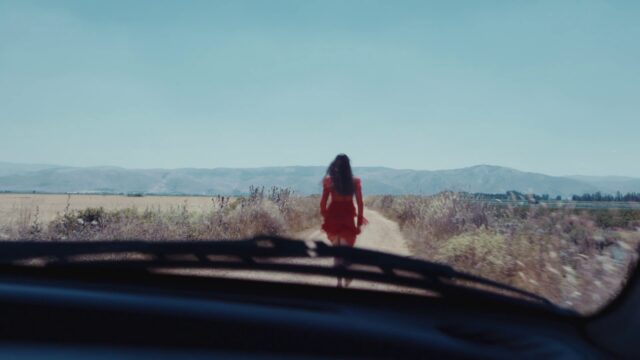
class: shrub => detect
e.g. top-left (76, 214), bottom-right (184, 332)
top-left (434, 231), bottom-right (508, 281)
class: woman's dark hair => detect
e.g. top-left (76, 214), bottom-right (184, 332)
top-left (327, 154), bottom-right (354, 196)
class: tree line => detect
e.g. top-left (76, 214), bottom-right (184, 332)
top-left (571, 192), bottom-right (640, 202)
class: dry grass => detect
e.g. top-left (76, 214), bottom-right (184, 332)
top-left (0, 193), bottom-right (218, 225)
top-left (0, 188), bottom-right (321, 241)
top-left (367, 193), bottom-right (640, 314)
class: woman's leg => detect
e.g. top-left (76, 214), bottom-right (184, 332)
top-left (331, 235), bottom-right (348, 287)
top-left (337, 236), bottom-right (355, 287)
top-left (331, 234), bottom-right (356, 288)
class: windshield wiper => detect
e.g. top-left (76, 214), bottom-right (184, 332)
top-left (0, 236), bottom-right (556, 310)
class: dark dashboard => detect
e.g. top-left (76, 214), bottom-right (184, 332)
top-left (0, 266), bottom-right (604, 359)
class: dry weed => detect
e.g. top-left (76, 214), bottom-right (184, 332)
top-left (367, 193), bottom-right (640, 313)
top-left (4, 187), bottom-right (321, 242)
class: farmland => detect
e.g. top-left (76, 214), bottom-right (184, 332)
top-left (0, 190), bottom-right (320, 241)
top-left (0, 193), bottom-right (218, 226)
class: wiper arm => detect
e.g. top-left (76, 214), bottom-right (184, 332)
top-left (0, 236), bottom-right (554, 308)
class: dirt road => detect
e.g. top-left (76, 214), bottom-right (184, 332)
top-left (168, 208), bottom-right (414, 292)
top-left (297, 208), bottom-right (411, 256)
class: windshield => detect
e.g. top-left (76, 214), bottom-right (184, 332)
top-left (1, 0), bottom-right (639, 315)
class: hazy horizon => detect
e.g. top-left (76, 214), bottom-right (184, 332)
top-left (2, 1), bottom-right (639, 177)
top-left (1, 159), bottom-right (639, 180)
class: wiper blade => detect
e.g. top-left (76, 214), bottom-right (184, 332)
top-left (0, 236), bottom-right (554, 308)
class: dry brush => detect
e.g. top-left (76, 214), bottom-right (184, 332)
top-left (3, 187), bottom-right (321, 242)
top-left (367, 193), bottom-right (640, 314)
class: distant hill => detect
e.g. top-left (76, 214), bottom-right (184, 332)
top-left (0, 162), bottom-right (61, 177)
top-left (0, 163), bottom-right (636, 197)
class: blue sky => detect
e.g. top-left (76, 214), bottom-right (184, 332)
top-left (1, 0), bottom-right (639, 176)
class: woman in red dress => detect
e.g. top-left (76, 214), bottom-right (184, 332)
top-left (320, 154), bottom-right (367, 286)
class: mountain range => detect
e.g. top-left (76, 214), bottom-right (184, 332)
top-left (0, 162), bottom-right (638, 197)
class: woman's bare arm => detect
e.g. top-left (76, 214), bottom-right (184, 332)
top-left (355, 179), bottom-right (364, 227)
top-left (320, 183), bottom-right (330, 217)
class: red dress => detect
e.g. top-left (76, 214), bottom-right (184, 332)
top-left (320, 177), bottom-right (367, 247)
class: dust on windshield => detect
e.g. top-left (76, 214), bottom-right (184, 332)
top-left (1, 1), bottom-right (639, 315)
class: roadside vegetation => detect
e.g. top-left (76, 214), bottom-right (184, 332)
top-left (2, 187), bottom-right (321, 241)
top-left (366, 193), bottom-right (640, 314)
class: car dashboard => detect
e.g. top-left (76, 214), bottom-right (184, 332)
top-left (0, 266), bottom-right (605, 359)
